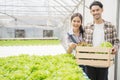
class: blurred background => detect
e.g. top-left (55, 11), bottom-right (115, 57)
top-left (0, 0), bottom-right (118, 39)
top-left (0, 0), bottom-right (120, 80)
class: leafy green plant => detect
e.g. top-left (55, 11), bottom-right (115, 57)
top-left (0, 39), bottom-right (60, 46)
top-left (96, 42), bottom-right (113, 54)
top-left (0, 54), bottom-right (89, 80)
top-left (100, 42), bottom-right (112, 48)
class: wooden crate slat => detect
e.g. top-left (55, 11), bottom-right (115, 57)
top-left (76, 46), bottom-right (111, 53)
top-left (76, 59), bottom-right (113, 67)
top-left (75, 53), bottom-right (114, 60)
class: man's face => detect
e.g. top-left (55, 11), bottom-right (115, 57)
top-left (90, 5), bottom-right (103, 20)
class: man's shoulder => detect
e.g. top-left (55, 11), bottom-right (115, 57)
top-left (104, 21), bottom-right (116, 29)
top-left (104, 21), bottom-right (114, 26)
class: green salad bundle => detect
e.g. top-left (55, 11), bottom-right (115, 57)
top-left (100, 42), bottom-right (112, 48)
top-left (95, 42), bottom-right (113, 54)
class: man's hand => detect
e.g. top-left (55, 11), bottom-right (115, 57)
top-left (111, 46), bottom-right (118, 54)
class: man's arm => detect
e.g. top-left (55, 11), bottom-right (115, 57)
top-left (112, 25), bottom-right (119, 54)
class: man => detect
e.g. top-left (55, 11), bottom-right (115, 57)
top-left (84, 1), bottom-right (119, 80)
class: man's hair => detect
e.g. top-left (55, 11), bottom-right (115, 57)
top-left (89, 1), bottom-right (103, 9)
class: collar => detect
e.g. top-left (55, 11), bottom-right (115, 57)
top-left (88, 20), bottom-right (109, 28)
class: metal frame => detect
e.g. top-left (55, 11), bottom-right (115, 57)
top-left (0, 0), bottom-right (81, 26)
top-left (115, 0), bottom-right (120, 80)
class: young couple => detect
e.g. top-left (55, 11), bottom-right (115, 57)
top-left (66, 1), bottom-right (119, 80)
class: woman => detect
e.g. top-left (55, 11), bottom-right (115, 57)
top-left (66, 13), bottom-right (86, 73)
top-left (66, 13), bottom-right (84, 54)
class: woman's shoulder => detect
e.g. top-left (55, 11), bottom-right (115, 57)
top-left (67, 29), bottom-right (74, 35)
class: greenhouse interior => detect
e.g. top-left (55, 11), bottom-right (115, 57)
top-left (0, 0), bottom-right (120, 80)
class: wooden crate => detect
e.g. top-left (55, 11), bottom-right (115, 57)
top-left (75, 46), bottom-right (115, 67)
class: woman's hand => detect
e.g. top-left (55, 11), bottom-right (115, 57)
top-left (69, 42), bottom-right (77, 49)
top-left (67, 43), bottom-right (77, 54)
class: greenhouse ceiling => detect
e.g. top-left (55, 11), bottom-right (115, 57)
top-left (0, 0), bottom-right (90, 26)
top-left (0, 0), bottom-right (84, 17)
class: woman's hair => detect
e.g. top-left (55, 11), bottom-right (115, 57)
top-left (71, 13), bottom-right (84, 36)
top-left (89, 1), bottom-right (103, 9)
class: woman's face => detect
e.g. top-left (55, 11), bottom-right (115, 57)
top-left (71, 16), bottom-right (81, 30)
